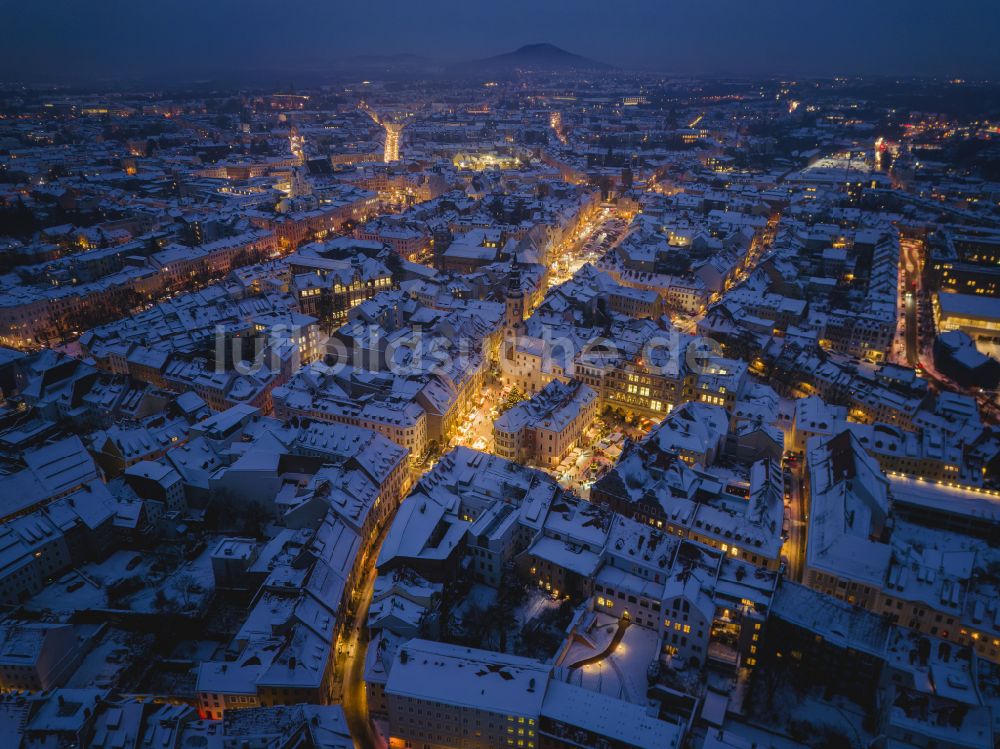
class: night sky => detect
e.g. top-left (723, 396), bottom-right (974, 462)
top-left (2, 0), bottom-right (999, 83)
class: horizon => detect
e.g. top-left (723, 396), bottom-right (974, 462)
top-left (3, 0), bottom-right (1000, 83)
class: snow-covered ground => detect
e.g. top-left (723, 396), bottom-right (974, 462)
top-left (516, 588), bottom-right (562, 627)
top-left (26, 543), bottom-right (217, 616)
top-left (66, 626), bottom-right (150, 689)
top-left (723, 692), bottom-right (872, 749)
top-left (558, 613), bottom-right (660, 704)
top-left (714, 720), bottom-right (809, 749)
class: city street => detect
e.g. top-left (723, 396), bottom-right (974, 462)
top-left (450, 385), bottom-right (500, 453)
top-left (337, 384), bottom-right (503, 746)
top-left (339, 556), bottom-right (381, 749)
top-left (898, 234), bottom-right (1000, 423)
top-left (899, 234), bottom-right (923, 368)
top-left (782, 456), bottom-right (808, 583)
top-left (539, 424), bottom-right (624, 497)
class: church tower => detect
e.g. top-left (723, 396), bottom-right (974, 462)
top-left (289, 123), bottom-right (305, 164)
top-left (504, 254), bottom-right (525, 335)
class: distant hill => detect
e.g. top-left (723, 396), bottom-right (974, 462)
top-left (454, 43), bottom-right (611, 76)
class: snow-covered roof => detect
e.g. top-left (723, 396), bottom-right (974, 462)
top-left (385, 639), bottom-right (550, 717)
